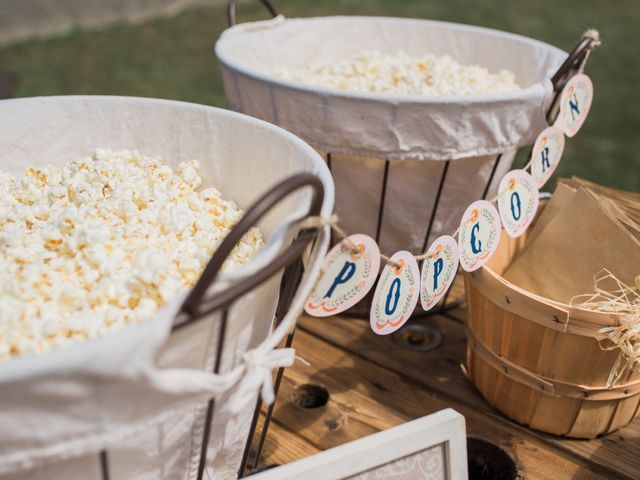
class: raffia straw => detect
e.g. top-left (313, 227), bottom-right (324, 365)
top-left (571, 269), bottom-right (640, 388)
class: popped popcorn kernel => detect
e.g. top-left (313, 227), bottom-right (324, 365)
top-left (0, 149), bottom-right (264, 360)
top-left (276, 50), bottom-right (520, 96)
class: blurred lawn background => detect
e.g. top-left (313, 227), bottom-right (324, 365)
top-left (0, 0), bottom-right (638, 191)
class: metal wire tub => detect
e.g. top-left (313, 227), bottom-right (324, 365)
top-left (0, 96), bottom-right (334, 479)
top-left (215, 1), bottom-right (595, 313)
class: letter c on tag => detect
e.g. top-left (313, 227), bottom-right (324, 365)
top-left (324, 261), bottom-right (355, 298)
top-left (470, 223), bottom-right (482, 254)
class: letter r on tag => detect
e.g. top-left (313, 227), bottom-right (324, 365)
top-left (433, 257), bottom-right (443, 290)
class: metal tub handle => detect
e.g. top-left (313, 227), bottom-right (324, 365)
top-left (175, 172), bottom-right (324, 328)
top-left (551, 33), bottom-right (599, 91)
top-left (228, 0), bottom-right (279, 27)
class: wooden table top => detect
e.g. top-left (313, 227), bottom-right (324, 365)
top-left (247, 279), bottom-right (639, 480)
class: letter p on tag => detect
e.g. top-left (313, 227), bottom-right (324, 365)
top-left (305, 234), bottom-right (380, 317)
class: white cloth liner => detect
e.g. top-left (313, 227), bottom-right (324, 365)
top-left (215, 16), bottom-right (567, 254)
top-left (216, 15), bottom-right (567, 161)
top-left (0, 96), bottom-right (334, 479)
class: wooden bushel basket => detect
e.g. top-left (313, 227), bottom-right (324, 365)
top-left (463, 221), bottom-right (640, 439)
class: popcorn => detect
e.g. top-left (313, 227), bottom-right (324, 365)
top-left (0, 149), bottom-right (264, 360)
top-left (276, 50), bottom-right (520, 96)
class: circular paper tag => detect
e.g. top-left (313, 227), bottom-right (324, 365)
top-left (531, 126), bottom-right (565, 188)
top-left (556, 73), bottom-right (593, 138)
top-left (420, 235), bottom-right (459, 312)
top-left (458, 200), bottom-right (502, 272)
top-left (497, 170), bottom-right (539, 239)
top-left (370, 251), bottom-right (420, 335)
top-left (305, 234), bottom-right (381, 317)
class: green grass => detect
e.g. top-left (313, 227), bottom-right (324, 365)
top-left (1, 0), bottom-right (638, 191)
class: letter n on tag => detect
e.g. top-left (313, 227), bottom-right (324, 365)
top-left (556, 73), bottom-right (593, 138)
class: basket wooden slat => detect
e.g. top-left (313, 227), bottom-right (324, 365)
top-left (464, 226), bottom-right (640, 439)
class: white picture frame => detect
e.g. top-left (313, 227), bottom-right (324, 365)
top-left (250, 408), bottom-right (468, 480)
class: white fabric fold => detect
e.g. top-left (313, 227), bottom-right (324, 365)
top-left (225, 347), bottom-right (296, 414)
top-left (216, 16), bottom-right (568, 161)
top-left (143, 365), bottom-right (244, 397)
top-left (225, 223), bottom-right (330, 413)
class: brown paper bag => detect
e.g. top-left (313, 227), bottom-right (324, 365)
top-left (562, 178), bottom-right (640, 232)
top-left (504, 187), bottom-right (640, 303)
top-left (525, 182), bottom-right (577, 246)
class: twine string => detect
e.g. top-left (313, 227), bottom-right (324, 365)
top-left (579, 29), bottom-right (601, 74)
top-left (298, 214), bottom-right (403, 269)
top-left (300, 211), bottom-right (476, 266)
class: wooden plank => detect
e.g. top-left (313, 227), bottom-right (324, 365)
top-left (297, 313), bottom-right (640, 479)
top-left (251, 414), bottom-right (321, 468)
top-left (299, 312), bottom-right (479, 412)
top-left (269, 329), bottom-right (613, 480)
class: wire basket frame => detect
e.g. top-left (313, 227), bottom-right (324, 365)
top-left (226, 0), bottom-right (598, 318)
top-left (346, 32), bottom-right (598, 318)
top-left (94, 173), bottom-right (325, 480)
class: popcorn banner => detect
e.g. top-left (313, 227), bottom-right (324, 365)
top-left (306, 74), bottom-right (594, 334)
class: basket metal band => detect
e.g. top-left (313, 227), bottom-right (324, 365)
top-left (466, 327), bottom-right (640, 401)
top-left (464, 269), bottom-right (618, 338)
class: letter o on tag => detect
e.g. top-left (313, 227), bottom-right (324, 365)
top-left (458, 200), bottom-right (501, 272)
top-left (420, 235), bottom-right (459, 312)
top-left (557, 73), bottom-right (593, 138)
top-left (370, 251), bottom-right (420, 335)
top-left (498, 170), bottom-right (539, 238)
top-left (305, 234), bottom-right (380, 317)
top-left (531, 126), bottom-right (565, 188)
